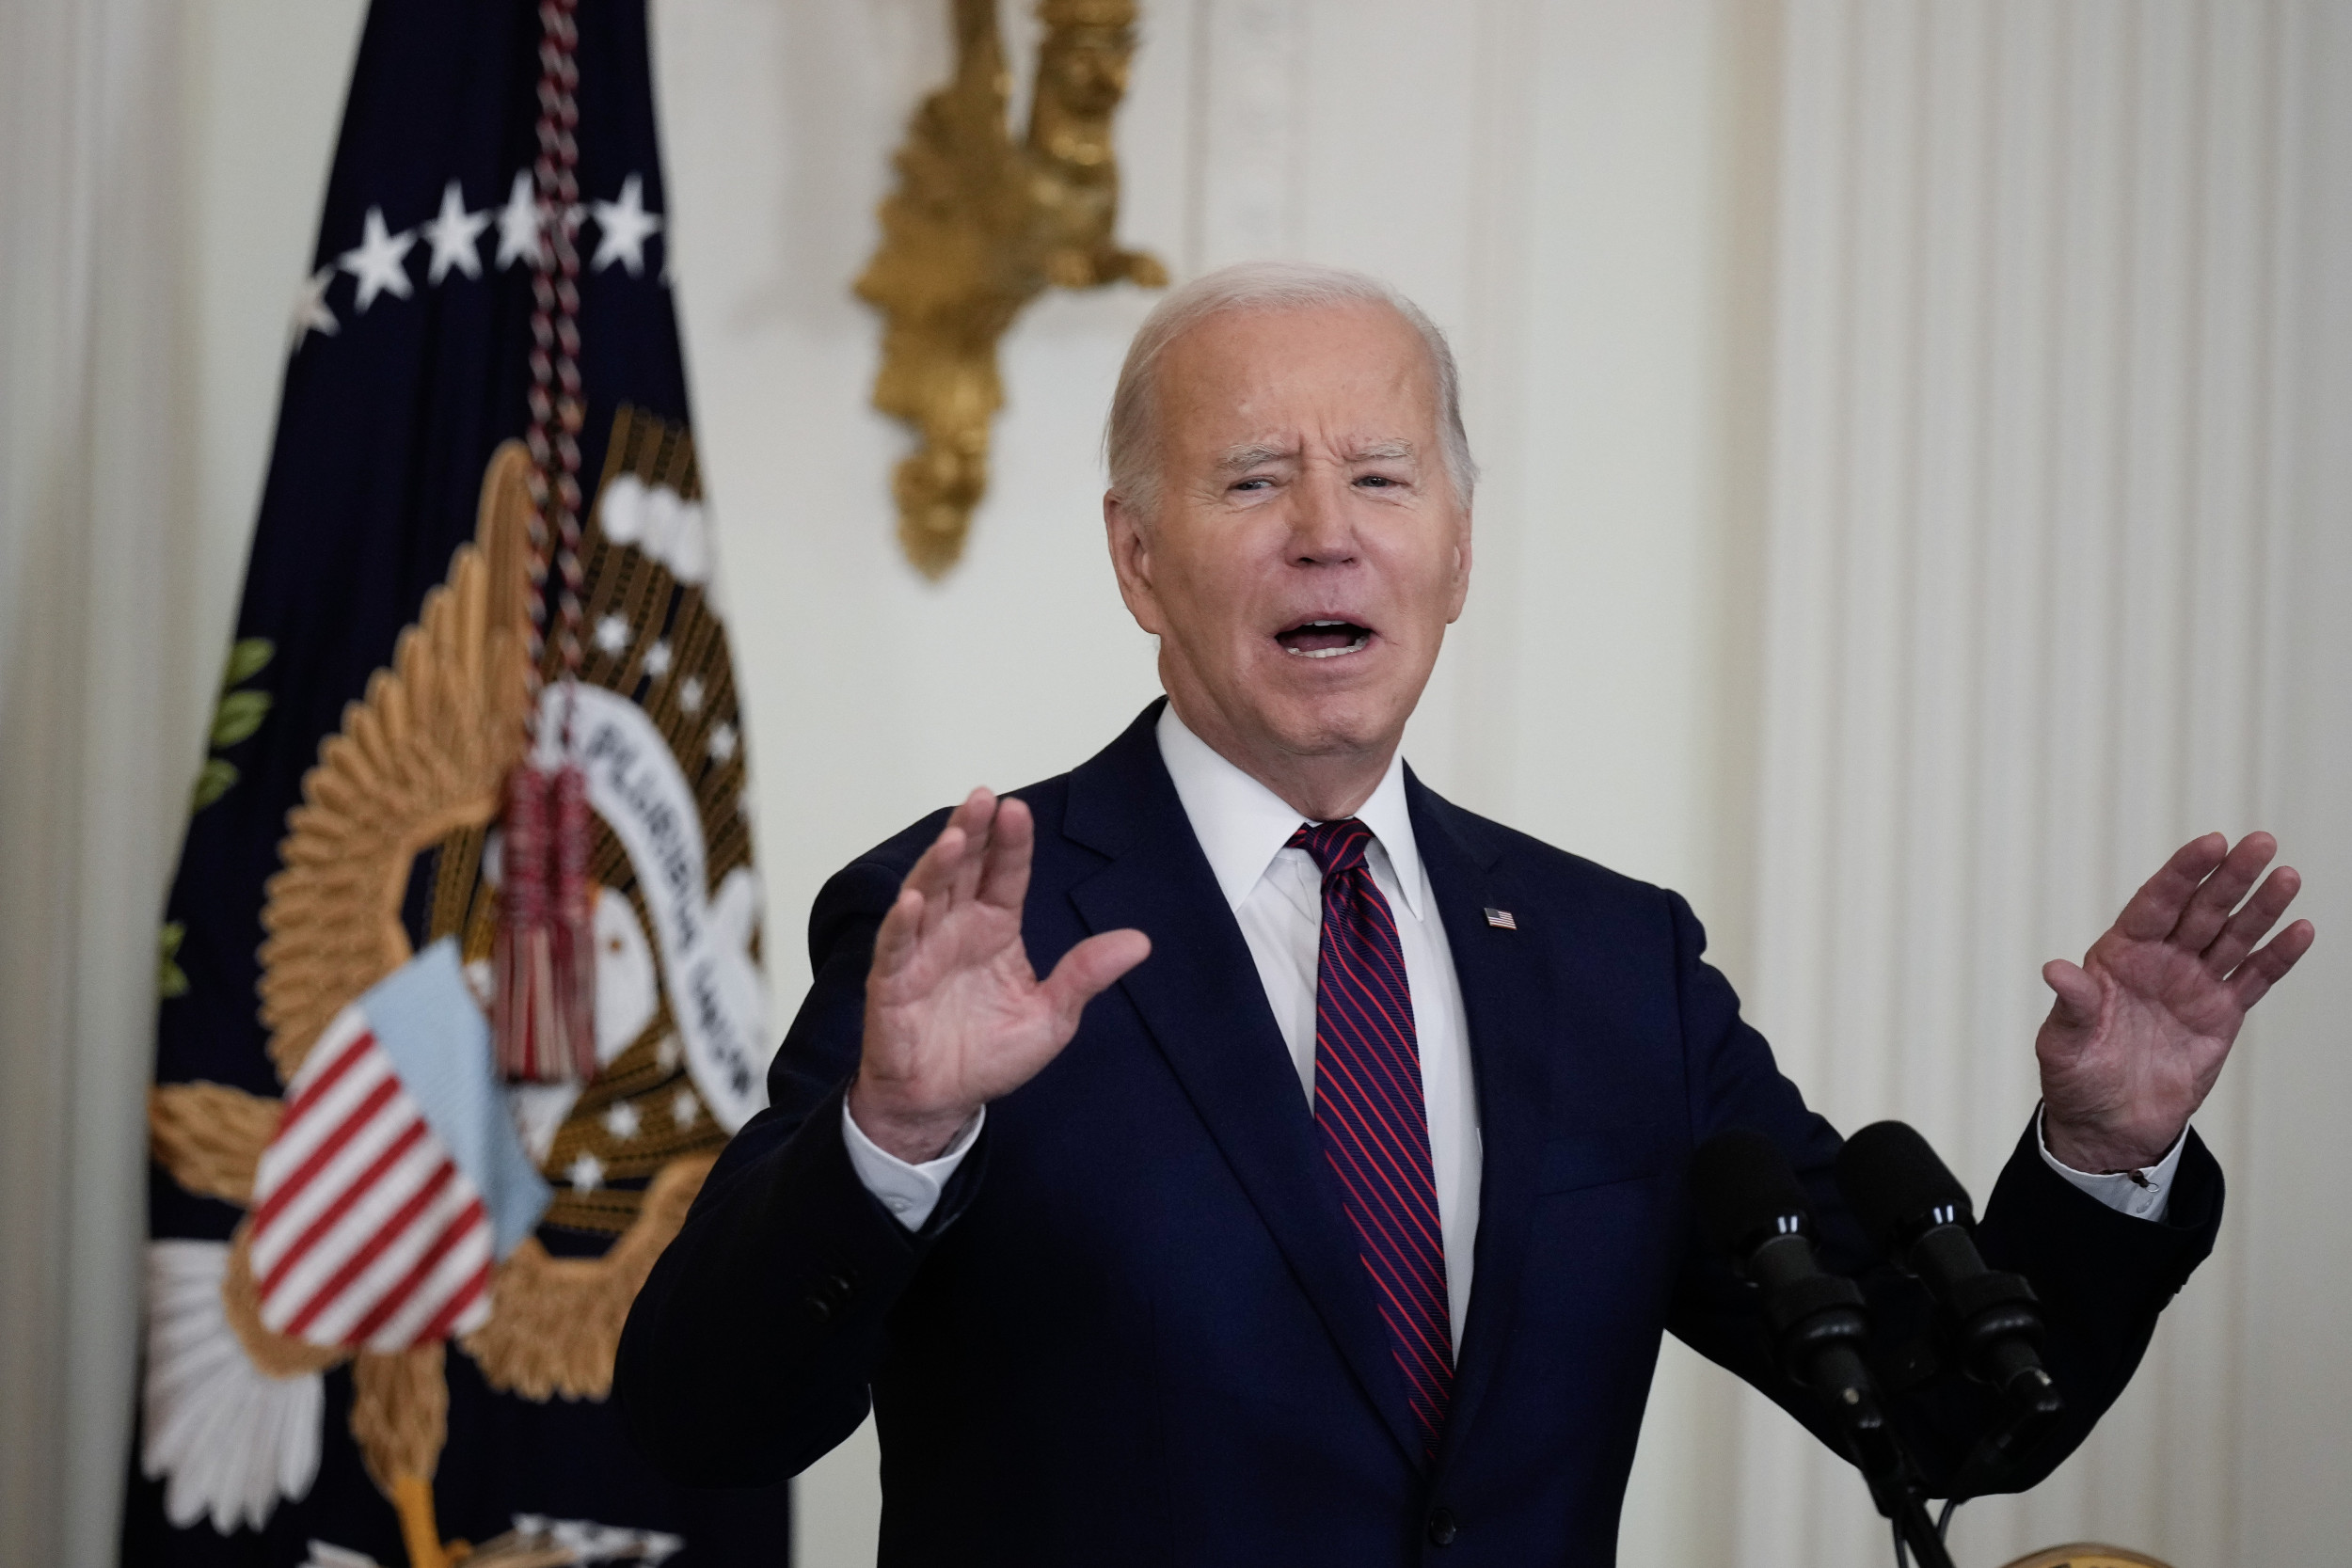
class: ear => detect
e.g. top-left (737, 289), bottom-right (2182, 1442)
top-left (1104, 491), bottom-right (1167, 636)
top-left (1444, 506), bottom-right (1474, 624)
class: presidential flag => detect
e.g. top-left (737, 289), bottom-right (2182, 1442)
top-left (135, 1), bottom-right (787, 1562)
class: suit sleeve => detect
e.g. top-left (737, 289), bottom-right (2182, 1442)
top-left (1657, 890), bottom-right (2222, 1496)
top-left (615, 826), bottom-right (985, 1486)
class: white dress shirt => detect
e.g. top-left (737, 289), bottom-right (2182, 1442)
top-left (843, 705), bottom-right (2182, 1325)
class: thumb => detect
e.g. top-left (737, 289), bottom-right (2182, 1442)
top-left (2041, 958), bottom-right (2102, 1033)
top-left (1040, 928), bottom-right (1152, 1036)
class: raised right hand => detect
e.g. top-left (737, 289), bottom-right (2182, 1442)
top-left (848, 787), bottom-right (1151, 1163)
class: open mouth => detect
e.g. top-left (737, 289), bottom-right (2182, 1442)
top-left (1274, 620), bottom-right (1373, 659)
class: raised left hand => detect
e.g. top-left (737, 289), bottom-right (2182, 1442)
top-left (2039, 832), bottom-right (2314, 1173)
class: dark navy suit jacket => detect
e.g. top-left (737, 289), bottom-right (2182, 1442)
top-left (618, 702), bottom-right (2221, 1565)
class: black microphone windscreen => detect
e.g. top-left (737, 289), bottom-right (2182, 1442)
top-left (1835, 1120), bottom-right (1975, 1254)
top-left (1691, 1128), bottom-right (1812, 1260)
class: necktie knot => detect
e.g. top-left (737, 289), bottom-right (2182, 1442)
top-left (1289, 818), bottom-right (1374, 879)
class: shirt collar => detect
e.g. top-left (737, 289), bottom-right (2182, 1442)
top-left (1154, 702), bottom-right (1425, 920)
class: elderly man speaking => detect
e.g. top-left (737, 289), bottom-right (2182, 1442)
top-left (617, 263), bottom-right (2312, 1563)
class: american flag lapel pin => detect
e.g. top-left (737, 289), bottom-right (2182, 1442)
top-left (1484, 907), bottom-right (1518, 930)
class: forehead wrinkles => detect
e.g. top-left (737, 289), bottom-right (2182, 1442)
top-left (1171, 312), bottom-right (1432, 411)
top-left (1217, 357), bottom-right (1431, 425)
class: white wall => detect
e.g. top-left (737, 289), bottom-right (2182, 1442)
top-left (5, 2), bottom-right (2345, 1565)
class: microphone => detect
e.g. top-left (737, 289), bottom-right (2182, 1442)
top-left (1691, 1129), bottom-right (1879, 1425)
top-left (1693, 1129), bottom-right (1961, 1568)
top-left (1835, 1121), bottom-right (2061, 1420)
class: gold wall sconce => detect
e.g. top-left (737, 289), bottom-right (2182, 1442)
top-left (857, 0), bottom-right (1167, 578)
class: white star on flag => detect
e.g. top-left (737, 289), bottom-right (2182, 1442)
top-left (602, 1101), bottom-right (642, 1141)
top-left (707, 722), bottom-right (739, 764)
top-left (566, 1151), bottom-right (605, 1193)
top-left (677, 675), bottom-right (704, 715)
top-left (495, 171), bottom-right (541, 270)
top-left (642, 640), bottom-right (672, 679)
top-left (339, 206), bottom-right (416, 312)
top-left (590, 174), bottom-right (663, 276)
top-left (421, 180), bottom-right (489, 283)
top-left (670, 1086), bottom-right (700, 1130)
top-left (286, 266), bottom-right (339, 355)
top-left (595, 612), bottom-right (629, 654)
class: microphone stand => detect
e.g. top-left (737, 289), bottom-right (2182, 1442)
top-left (1806, 1362), bottom-right (1958, 1568)
top-left (1809, 1338), bottom-right (2060, 1567)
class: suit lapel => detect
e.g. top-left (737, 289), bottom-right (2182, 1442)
top-left (1406, 775), bottom-right (1556, 1469)
top-left (1061, 706), bottom-right (1430, 1469)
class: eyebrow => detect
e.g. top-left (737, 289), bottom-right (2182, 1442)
top-left (1211, 438), bottom-right (1418, 472)
top-left (1214, 442), bottom-right (1295, 473)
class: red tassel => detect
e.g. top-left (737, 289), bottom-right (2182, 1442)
top-left (493, 765), bottom-right (555, 1082)
top-left (493, 762), bottom-right (597, 1082)
top-left (548, 761), bottom-right (597, 1079)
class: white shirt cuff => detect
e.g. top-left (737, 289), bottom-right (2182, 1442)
top-left (2035, 1105), bottom-right (2185, 1223)
top-left (842, 1099), bottom-right (984, 1232)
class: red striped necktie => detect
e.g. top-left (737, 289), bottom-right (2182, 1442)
top-left (1289, 819), bottom-right (1454, 1453)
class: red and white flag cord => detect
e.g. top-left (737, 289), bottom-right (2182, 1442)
top-left (495, 0), bottom-right (597, 1084)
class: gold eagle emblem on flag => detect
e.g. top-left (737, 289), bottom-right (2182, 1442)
top-left (147, 409), bottom-right (760, 1567)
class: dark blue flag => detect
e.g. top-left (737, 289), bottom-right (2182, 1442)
top-left (132, 1), bottom-right (788, 1562)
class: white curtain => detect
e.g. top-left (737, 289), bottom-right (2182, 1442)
top-left (0, 1), bottom-right (209, 1564)
top-left (1730, 3), bottom-right (2352, 1564)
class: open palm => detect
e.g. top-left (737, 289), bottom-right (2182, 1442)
top-left (2038, 832), bottom-right (2313, 1172)
top-left (850, 788), bottom-right (1151, 1163)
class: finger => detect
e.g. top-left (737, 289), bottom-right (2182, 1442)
top-left (868, 887), bottom-right (927, 983)
top-left (911, 789), bottom-right (997, 918)
top-left (945, 787), bottom-right (998, 909)
top-left (2171, 831), bottom-right (2279, 954)
top-left (2041, 958), bottom-right (2102, 1033)
top-left (1039, 928), bottom-right (1152, 1035)
top-left (2201, 862), bottom-right (2301, 974)
top-left (2230, 917), bottom-right (2316, 1011)
top-left (2114, 832), bottom-right (2229, 942)
top-left (901, 824), bottom-right (969, 940)
top-left (976, 795), bottom-right (1035, 913)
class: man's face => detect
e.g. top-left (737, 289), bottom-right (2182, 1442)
top-left (1108, 302), bottom-right (1472, 773)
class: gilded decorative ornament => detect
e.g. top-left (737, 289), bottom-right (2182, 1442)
top-left (858, 0), bottom-right (1167, 576)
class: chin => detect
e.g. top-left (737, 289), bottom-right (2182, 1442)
top-left (1262, 654), bottom-right (1428, 749)
top-left (1262, 694), bottom-right (1403, 760)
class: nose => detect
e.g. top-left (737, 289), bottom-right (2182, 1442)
top-left (1287, 467), bottom-right (1359, 567)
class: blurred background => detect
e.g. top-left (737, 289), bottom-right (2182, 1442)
top-left (4, 1), bottom-right (2346, 1564)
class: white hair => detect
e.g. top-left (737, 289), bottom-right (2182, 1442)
top-left (1104, 261), bottom-right (1478, 519)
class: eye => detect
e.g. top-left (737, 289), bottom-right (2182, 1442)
top-left (1231, 477), bottom-right (1273, 493)
top-left (1355, 473), bottom-right (1399, 488)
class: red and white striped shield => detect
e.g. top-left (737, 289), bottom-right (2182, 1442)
top-left (246, 941), bottom-right (548, 1352)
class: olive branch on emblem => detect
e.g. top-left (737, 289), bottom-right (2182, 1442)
top-left (192, 637), bottom-right (277, 813)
